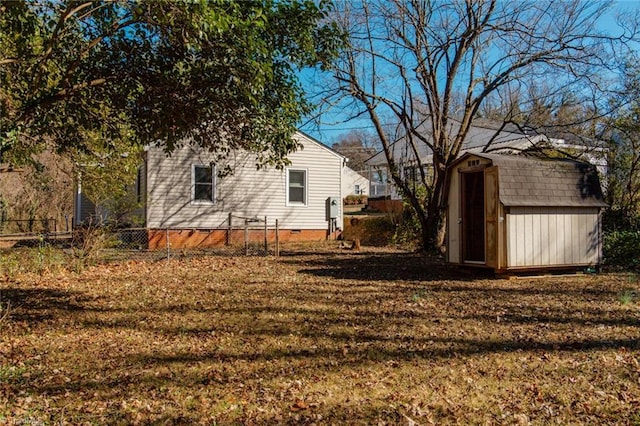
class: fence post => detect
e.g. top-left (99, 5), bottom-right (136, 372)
top-left (166, 228), bottom-right (170, 260)
top-left (275, 219), bottom-right (279, 258)
top-left (264, 216), bottom-right (268, 254)
top-left (227, 212), bottom-right (232, 246)
top-left (244, 219), bottom-right (249, 256)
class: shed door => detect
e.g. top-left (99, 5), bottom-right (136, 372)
top-left (462, 171), bottom-right (485, 262)
top-left (484, 166), bottom-right (499, 269)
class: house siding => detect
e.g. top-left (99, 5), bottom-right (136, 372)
top-left (146, 133), bottom-right (343, 232)
top-left (342, 167), bottom-right (369, 196)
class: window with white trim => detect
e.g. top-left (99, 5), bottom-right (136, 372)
top-left (192, 164), bottom-right (215, 203)
top-left (287, 169), bottom-right (307, 205)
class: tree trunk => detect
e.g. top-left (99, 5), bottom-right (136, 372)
top-left (421, 161), bottom-right (448, 252)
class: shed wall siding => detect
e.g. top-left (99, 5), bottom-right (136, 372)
top-left (146, 134), bottom-right (343, 230)
top-left (506, 207), bottom-right (600, 267)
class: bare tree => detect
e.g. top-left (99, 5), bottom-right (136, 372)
top-left (331, 129), bottom-right (379, 172)
top-left (0, 149), bottom-right (74, 232)
top-left (326, 0), bottom-right (638, 250)
top-left (604, 59), bottom-right (640, 227)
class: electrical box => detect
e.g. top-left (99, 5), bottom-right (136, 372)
top-left (326, 197), bottom-right (340, 220)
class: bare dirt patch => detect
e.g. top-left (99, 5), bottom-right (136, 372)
top-left (1, 247), bottom-right (639, 424)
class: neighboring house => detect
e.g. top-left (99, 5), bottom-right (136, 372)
top-left (342, 166), bottom-right (369, 197)
top-left (447, 152), bottom-right (607, 272)
top-left (364, 119), bottom-right (607, 200)
top-left (76, 131), bottom-right (347, 249)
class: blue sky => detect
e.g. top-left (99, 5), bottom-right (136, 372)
top-left (299, 0), bottom-right (640, 147)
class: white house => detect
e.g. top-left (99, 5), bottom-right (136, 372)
top-left (75, 131), bottom-right (348, 249)
top-left (342, 166), bottom-right (369, 197)
top-left (364, 119), bottom-right (607, 200)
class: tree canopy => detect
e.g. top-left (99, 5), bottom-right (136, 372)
top-left (604, 60), bottom-right (640, 228)
top-left (331, 129), bottom-right (378, 172)
top-left (323, 0), bottom-right (638, 250)
top-left (0, 0), bottom-right (342, 169)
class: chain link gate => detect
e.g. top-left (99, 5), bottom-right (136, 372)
top-left (227, 214), bottom-right (278, 256)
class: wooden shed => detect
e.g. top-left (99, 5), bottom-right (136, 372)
top-left (446, 153), bottom-right (607, 273)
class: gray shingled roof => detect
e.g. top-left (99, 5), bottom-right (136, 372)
top-left (460, 153), bottom-right (607, 208)
top-left (364, 119), bottom-right (532, 167)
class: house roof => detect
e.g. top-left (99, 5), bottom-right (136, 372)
top-left (343, 165), bottom-right (370, 183)
top-left (455, 152), bottom-right (607, 208)
top-left (145, 130), bottom-right (346, 162)
top-left (364, 119), bottom-right (548, 167)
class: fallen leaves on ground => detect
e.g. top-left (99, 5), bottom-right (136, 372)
top-left (0, 246), bottom-right (639, 424)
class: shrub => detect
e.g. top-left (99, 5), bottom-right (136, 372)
top-left (343, 216), bottom-right (395, 246)
top-left (391, 204), bottom-right (422, 251)
top-left (344, 195), bottom-right (368, 205)
top-left (603, 230), bottom-right (640, 271)
top-left (0, 243), bottom-right (67, 278)
top-left (602, 209), bottom-right (640, 233)
top-left (72, 225), bottom-right (115, 270)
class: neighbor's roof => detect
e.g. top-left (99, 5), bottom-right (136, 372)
top-left (456, 152), bottom-right (607, 208)
top-left (364, 119), bottom-right (545, 167)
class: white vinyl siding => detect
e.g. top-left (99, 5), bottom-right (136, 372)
top-left (286, 169), bottom-right (307, 206)
top-left (145, 133), bottom-right (343, 230)
top-left (506, 207), bottom-right (601, 267)
top-left (342, 166), bottom-right (369, 197)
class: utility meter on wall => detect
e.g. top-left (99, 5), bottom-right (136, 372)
top-left (326, 197), bottom-right (340, 220)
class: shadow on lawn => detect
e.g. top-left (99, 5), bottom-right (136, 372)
top-left (131, 336), bottom-right (639, 367)
top-left (284, 251), bottom-right (493, 282)
top-left (30, 332), bottom-right (639, 400)
top-left (0, 287), bottom-right (92, 323)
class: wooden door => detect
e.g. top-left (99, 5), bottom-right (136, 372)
top-left (484, 166), bottom-right (499, 269)
top-left (462, 171), bottom-right (485, 262)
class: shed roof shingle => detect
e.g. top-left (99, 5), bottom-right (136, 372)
top-left (458, 153), bottom-right (607, 208)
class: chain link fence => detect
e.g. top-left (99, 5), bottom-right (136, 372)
top-left (84, 219), bottom-right (280, 260)
top-left (1, 215), bottom-right (286, 262)
top-left (0, 218), bottom-right (60, 234)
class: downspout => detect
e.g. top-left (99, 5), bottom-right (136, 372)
top-left (143, 151), bottom-right (148, 228)
top-left (340, 157), bottom-right (347, 232)
top-left (74, 169), bottom-right (82, 227)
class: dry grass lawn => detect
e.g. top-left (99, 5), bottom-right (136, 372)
top-left (1, 246), bottom-right (639, 424)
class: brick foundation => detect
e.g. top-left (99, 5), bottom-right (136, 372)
top-left (147, 228), bottom-right (331, 250)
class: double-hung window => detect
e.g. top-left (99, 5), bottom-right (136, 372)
top-left (192, 164), bottom-right (215, 203)
top-left (287, 169), bottom-right (307, 206)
